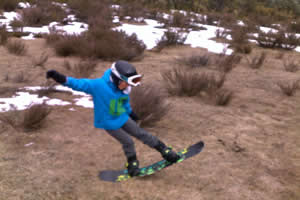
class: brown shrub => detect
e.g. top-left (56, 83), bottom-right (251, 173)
top-left (118, 1), bottom-right (146, 22)
top-left (5, 39), bottom-right (27, 56)
top-left (168, 11), bottom-right (191, 28)
top-left (256, 30), bottom-right (300, 50)
top-left (229, 25), bottom-right (252, 54)
top-left (130, 84), bottom-right (170, 127)
top-left (9, 19), bottom-right (24, 32)
top-left (246, 52), bottom-right (267, 69)
top-left (22, 1), bottom-right (67, 26)
top-left (0, 25), bottom-right (9, 45)
top-left (217, 54), bottom-right (241, 73)
top-left (32, 52), bottom-right (49, 68)
top-left (283, 59), bottom-right (298, 73)
top-left (50, 27), bottom-right (145, 61)
top-left (53, 34), bottom-right (85, 57)
top-left (0, 0), bottom-right (19, 11)
top-left (176, 54), bottom-right (210, 68)
top-left (64, 59), bottom-right (98, 78)
top-left (0, 103), bottom-right (52, 132)
top-left (156, 29), bottom-right (187, 52)
top-left (277, 80), bottom-right (299, 96)
top-left (69, 0), bottom-right (112, 24)
top-left (211, 88), bottom-right (233, 106)
top-left (161, 68), bottom-right (210, 97)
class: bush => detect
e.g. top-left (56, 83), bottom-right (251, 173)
top-left (229, 25), bottom-right (252, 54)
top-left (0, 103), bottom-right (52, 132)
top-left (49, 27), bottom-right (145, 61)
top-left (5, 39), bottom-right (27, 56)
top-left (69, 0), bottom-right (112, 24)
top-left (118, 1), bottom-right (146, 22)
top-left (161, 67), bottom-right (210, 97)
top-left (283, 59), bottom-right (298, 72)
top-left (277, 80), bottom-right (299, 96)
top-left (156, 29), bottom-right (187, 52)
top-left (22, 1), bottom-right (67, 26)
top-left (0, 0), bottom-right (19, 11)
top-left (211, 88), bottom-right (233, 106)
top-left (177, 54), bottom-right (210, 68)
top-left (0, 25), bottom-right (9, 45)
top-left (130, 84), bottom-right (170, 127)
top-left (217, 54), bottom-right (241, 73)
top-left (64, 59), bottom-right (98, 78)
top-left (53, 34), bottom-right (85, 57)
top-left (246, 52), bottom-right (267, 69)
top-left (32, 52), bottom-right (49, 68)
top-left (256, 30), bottom-right (300, 50)
top-left (164, 11), bottom-right (191, 29)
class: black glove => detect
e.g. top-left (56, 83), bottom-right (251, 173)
top-left (130, 111), bottom-right (140, 122)
top-left (46, 70), bottom-right (66, 84)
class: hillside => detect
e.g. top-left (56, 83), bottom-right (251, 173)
top-left (0, 1), bottom-right (300, 200)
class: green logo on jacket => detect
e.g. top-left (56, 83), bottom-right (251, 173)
top-left (109, 97), bottom-right (128, 116)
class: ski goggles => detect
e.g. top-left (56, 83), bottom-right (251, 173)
top-left (111, 63), bottom-right (142, 87)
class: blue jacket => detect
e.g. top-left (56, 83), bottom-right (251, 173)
top-left (64, 69), bottom-right (132, 130)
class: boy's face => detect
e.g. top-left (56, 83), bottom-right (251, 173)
top-left (118, 81), bottom-right (129, 90)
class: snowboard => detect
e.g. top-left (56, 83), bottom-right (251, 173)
top-left (99, 141), bottom-right (204, 182)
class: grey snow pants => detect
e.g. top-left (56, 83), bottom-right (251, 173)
top-left (105, 118), bottom-right (160, 159)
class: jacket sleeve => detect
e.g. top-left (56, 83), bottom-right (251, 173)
top-left (63, 77), bottom-right (94, 95)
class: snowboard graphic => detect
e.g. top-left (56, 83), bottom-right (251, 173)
top-left (99, 141), bottom-right (204, 182)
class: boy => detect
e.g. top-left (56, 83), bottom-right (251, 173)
top-left (46, 60), bottom-right (180, 176)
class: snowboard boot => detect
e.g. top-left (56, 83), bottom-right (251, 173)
top-left (126, 155), bottom-right (140, 177)
top-left (154, 141), bottom-right (180, 163)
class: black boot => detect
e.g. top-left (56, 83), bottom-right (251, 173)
top-left (126, 155), bottom-right (140, 177)
top-left (154, 141), bottom-right (180, 163)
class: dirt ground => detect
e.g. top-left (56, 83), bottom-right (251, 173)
top-left (0, 38), bottom-right (300, 200)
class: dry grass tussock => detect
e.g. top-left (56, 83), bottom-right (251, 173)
top-left (283, 59), bottom-right (299, 72)
top-left (31, 52), bottom-right (49, 68)
top-left (5, 39), bottom-right (27, 56)
top-left (63, 59), bottom-right (98, 78)
top-left (246, 52), bottom-right (267, 69)
top-left (130, 84), bottom-right (170, 127)
top-left (155, 29), bottom-right (187, 52)
top-left (0, 103), bottom-right (52, 132)
top-left (176, 54), bottom-right (210, 68)
top-left (277, 80), bottom-right (299, 96)
top-left (162, 67), bottom-right (226, 98)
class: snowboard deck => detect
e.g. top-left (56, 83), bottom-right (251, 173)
top-left (99, 141), bottom-right (204, 182)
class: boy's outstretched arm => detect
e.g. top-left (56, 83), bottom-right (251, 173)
top-left (46, 70), bottom-right (93, 95)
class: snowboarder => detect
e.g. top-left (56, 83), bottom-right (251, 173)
top-left (46, 60), bottom-right (180, 176)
